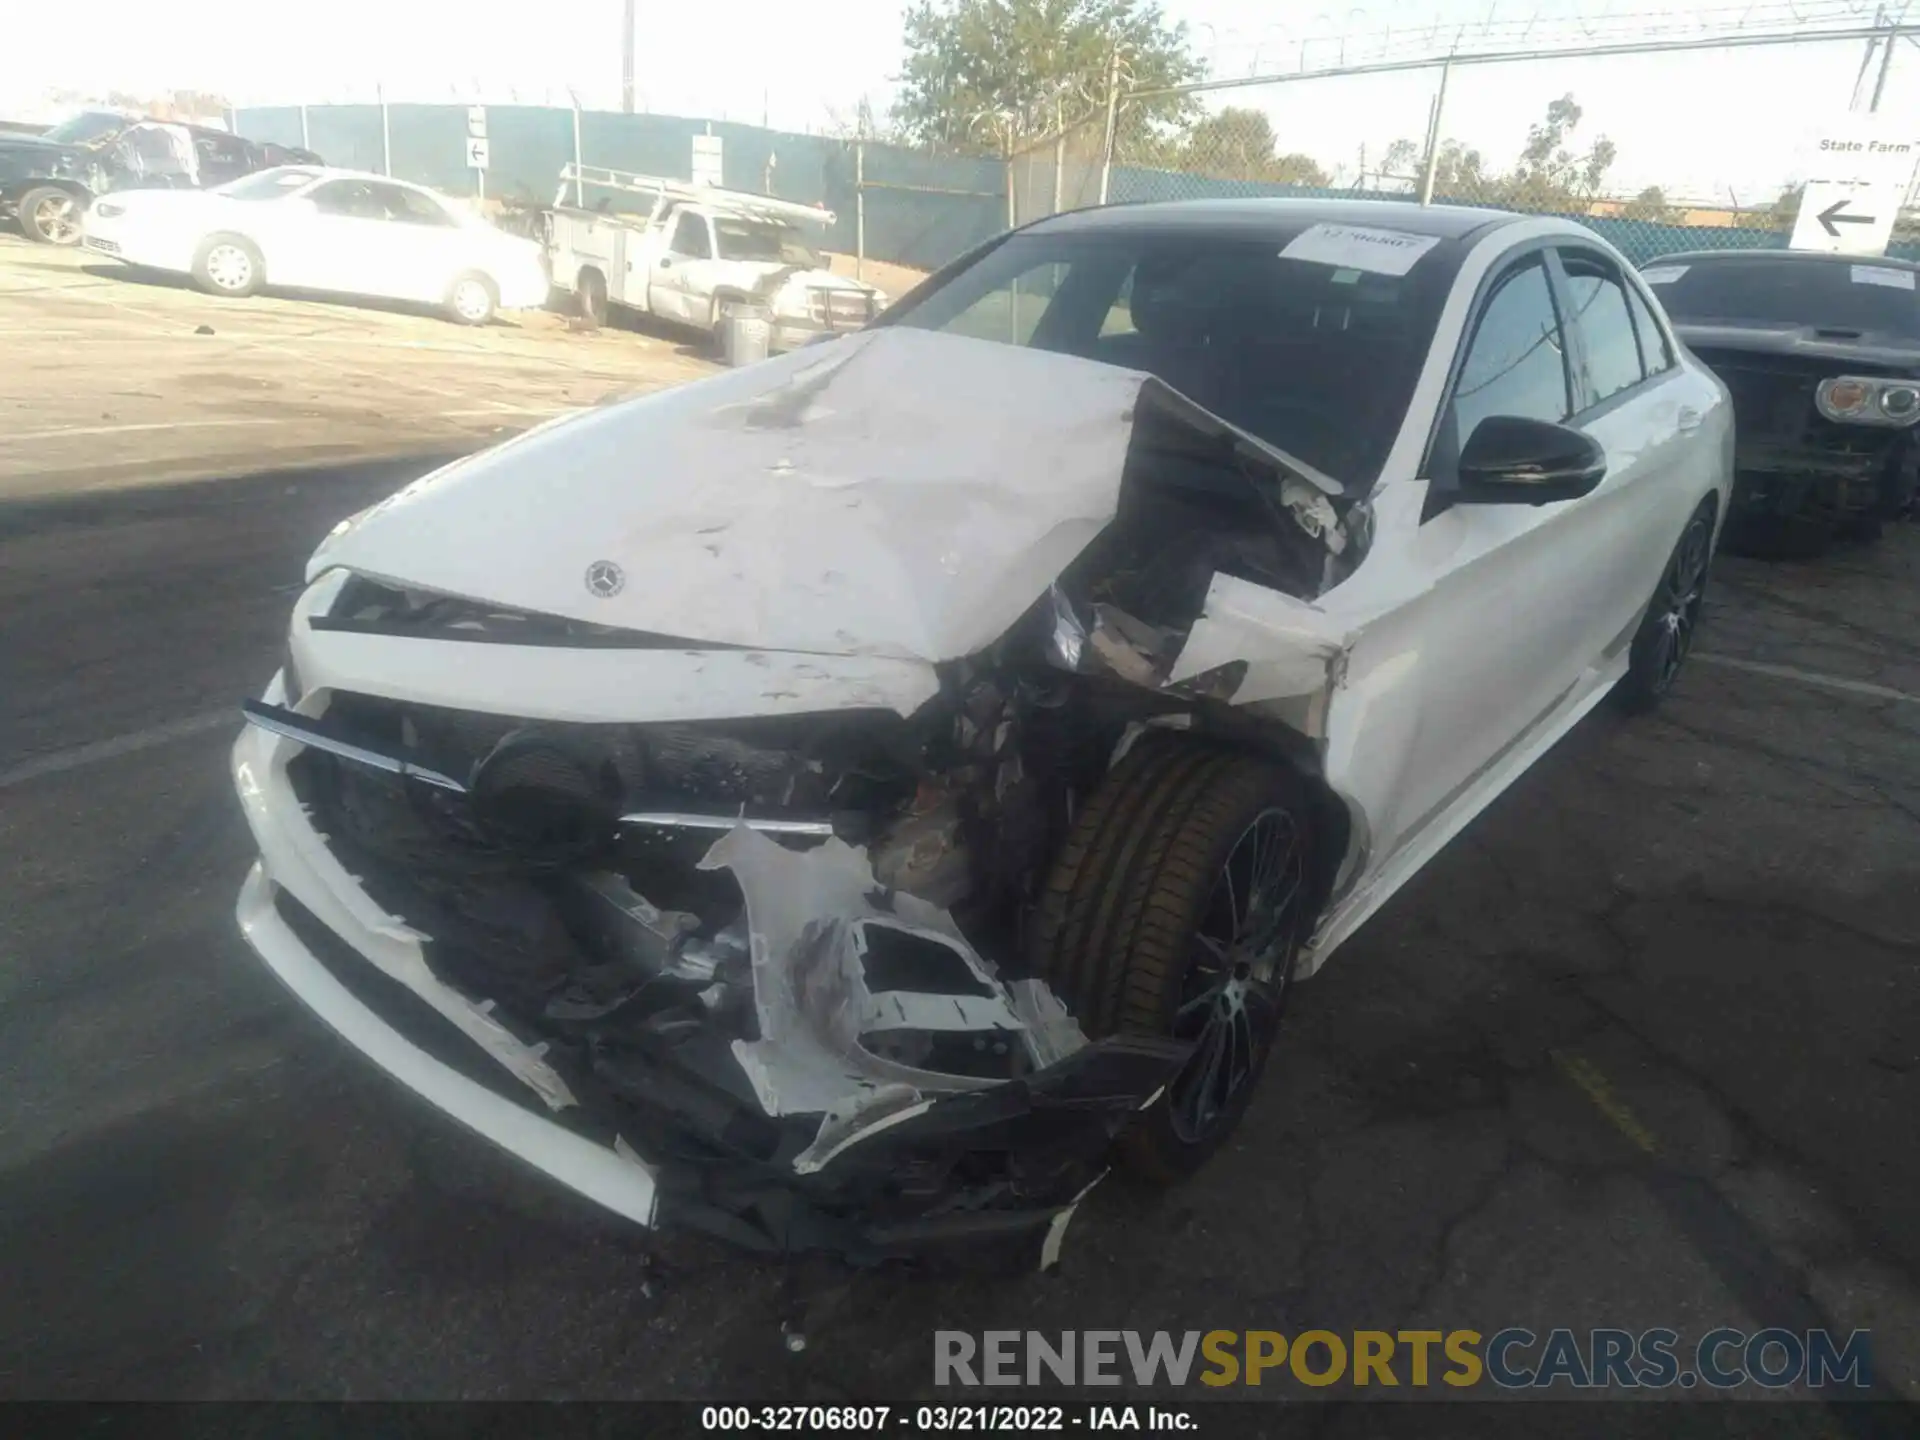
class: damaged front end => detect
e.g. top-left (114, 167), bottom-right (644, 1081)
top-left (234, 328), bottom-right (1359, 1268)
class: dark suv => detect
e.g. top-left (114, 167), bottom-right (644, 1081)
top-left (1646, 248), bottom-right (1920, 555)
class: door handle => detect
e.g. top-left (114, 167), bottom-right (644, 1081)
top-left (1677, 406), bottom-right (1702, 432)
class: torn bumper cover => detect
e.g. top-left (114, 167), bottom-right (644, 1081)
top-left (233, 679), bottom-right (1186, 1266)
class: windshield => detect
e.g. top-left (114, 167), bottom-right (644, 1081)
top-left (882, 229), bottom-right (1446, 484)
top-left (1647, 255), bottom-right (1920, 337)
top-left (715, 219), bottom-right (821, 267)
top-left (215, 167), bottom-right (320, 200)
top-left (42, 111), bottom-right (128, 147)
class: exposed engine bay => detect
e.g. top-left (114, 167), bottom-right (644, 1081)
top-left (243, 332), bottom-right (1361, 1268)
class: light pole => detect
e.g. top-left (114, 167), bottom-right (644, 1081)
top-left (622, 0), bottom-right (637, 114)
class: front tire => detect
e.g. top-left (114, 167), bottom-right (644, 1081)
top-left (1031, 743), bottom-right (1317, 1182)
top-left (191, 234), bottom-right (263, 297)
top-left (1616, 498), bottom-right (1716, 714)
top-left (447, 272), bottom-right (497, 326)
top-left (18, 186), bottom-right (84, 245)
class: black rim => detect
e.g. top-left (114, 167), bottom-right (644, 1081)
top-left (1168, 807), bottom-right (1307, 1144)
top-left (1649, 514), bottom-right (1712, 693)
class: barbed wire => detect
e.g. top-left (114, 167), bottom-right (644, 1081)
top-left (1185, 0), bottom-right (1898, 79)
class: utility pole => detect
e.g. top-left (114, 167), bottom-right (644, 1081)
top-left (622, 0), bottom-right (636, 114)
top-left (1098, 47), bottom-right (1122, 206)
top-left (1873, 13), bottom-right (1899, 111)
top-left (1418, 58), bottom-right (1452, 206)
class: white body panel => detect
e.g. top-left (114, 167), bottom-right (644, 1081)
top-left (82, 167), bottom-right (549, 312)
top-left (232, 211), bottom-right (1733, 1233)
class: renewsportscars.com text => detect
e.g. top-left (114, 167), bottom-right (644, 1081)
top-left (934, 1328), bottom-right (1873, 1391)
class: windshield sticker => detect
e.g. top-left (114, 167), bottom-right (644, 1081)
top-left (1329, 267), bottom-right (1362, 285)
top-left (1850, 264), bottom-right (1915, 291)
top-left (1639, 264), bottom-right (1688, 285)
top-left (1279, 223), bottom-right (1440, 276)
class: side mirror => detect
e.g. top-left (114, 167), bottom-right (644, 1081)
top-left (1456, 415), bottom-right (1606, 506)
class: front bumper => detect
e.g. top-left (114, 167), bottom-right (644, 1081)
top-left (78, 209), bottom-right (192, 272)
top-left (232, 671), bottom-right (664, 1228)
top-left (1730, 435), bottom-right (1912, 527)
top-left (231, 671), bottom-right (1181, 1266)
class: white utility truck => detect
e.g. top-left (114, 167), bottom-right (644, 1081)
top-left (543, 164), bottom-right (887, 351)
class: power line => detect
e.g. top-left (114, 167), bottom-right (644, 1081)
top-left (1133, 21), bottom-right (1913, 101)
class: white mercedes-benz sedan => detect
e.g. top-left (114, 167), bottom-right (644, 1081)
top-left (81, 165), bottom-right (548, 324)
top-left (229, 199), bottom-right (1732, 1268)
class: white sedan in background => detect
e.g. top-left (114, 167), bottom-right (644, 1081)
top-left (81, 166), bottom-right (548, 324)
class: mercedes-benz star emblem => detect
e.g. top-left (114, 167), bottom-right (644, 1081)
top-left (584, 560), bottom-right (625, 598)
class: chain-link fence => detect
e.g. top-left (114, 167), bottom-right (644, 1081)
top-left (235, 24), bottom-right (1920, 285)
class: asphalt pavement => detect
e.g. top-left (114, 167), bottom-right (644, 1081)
top-left (1, 459), bottom-right (1917, 1425)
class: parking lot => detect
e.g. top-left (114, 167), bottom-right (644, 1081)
top-left (1, 231), bottom-right (1917, 1426)
top-left (0, 237), bottom-right (714, 499)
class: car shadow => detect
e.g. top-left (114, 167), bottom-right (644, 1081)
top-left (576, 300), bottom-right (718, 360)
top-left (80, 262), bottom-right (521, 330)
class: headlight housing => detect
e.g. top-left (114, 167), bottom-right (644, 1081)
top-left (92, 201), bottom-right (124, 219)
top-left (1817, 375), bottom-right (1920, 428)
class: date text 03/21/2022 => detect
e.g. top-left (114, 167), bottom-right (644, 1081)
top-left (700, 1406), bottom-right (1194, 1432)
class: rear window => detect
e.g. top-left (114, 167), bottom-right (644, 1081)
top-left (1645, 256), bottom-right (1920, 336)
top-left (883, 228), bottom-right (1450, 485)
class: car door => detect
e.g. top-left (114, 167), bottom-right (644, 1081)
top-left (1323, 244), bottom-right (1602, 873)
top-left (360, 181), bottom-right (466, 303)
top-left (650, 210), bottom-right (714, 324)
top-left (1545, 245), bottom-right (1707, 674)
top-left (282, 179), bottom-right (390, 293)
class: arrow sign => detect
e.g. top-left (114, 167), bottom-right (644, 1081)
top-left (1790, 177), bottom-right (1901, 256)
top-left (1818, 198), bottom-right (1875, 237)
top-left (466, 136), bottom-right (490, 170)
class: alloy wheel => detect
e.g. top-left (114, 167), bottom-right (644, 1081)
top-left (1648, 514), bottom-right (1712, 694)
top-left (1168, 807), bottom-right (1307, 1143)
top-left (33, 194), bottom-right (79, 245)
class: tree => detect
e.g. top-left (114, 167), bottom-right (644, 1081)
top-left (1769, 182), bottom-right (1806, 230)
top-left (1620, 186), bottom-right (1681, 223)
top-left (1384, 93), bottom-right (1615, 212)
top-left (1178, 107), bottom-right (1328, 186)
top-left (891, 0), bottom-right (1204, 156)
top-left (1506, 95), bottom-right (1616, 211)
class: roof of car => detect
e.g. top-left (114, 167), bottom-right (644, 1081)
top-left (276, 164), bottom-right (432, 189)
top-left (1028, 196), bottom-right (1525, 243)
top-left (1649, 247), bottom-right (1920, 271)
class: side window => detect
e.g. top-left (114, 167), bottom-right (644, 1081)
top-left (935, 261), bottom-right (1072, 346)
top-left (373, 183), bottom-right (454, 227)
top-left (670, 212), bottom-right (711, 258)
top-left (308, 181), bottom-right (381, 219)
top-left (1452, 258), bottom-right (1572, 445)
top-left (1559, 252), bottom-right (1647, 407)
top-left (1625, 281), bottom-right (1675, 375)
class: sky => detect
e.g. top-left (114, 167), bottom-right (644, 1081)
top-left (4, 0), bottom-right (1919, 202)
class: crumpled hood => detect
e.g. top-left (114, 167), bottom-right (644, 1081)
top-left (782, 267), bottom-right (877, 294)
top-left (0, 135), bottom-right (83, 158)
top-left (0, 136), bottom-right (88, 174)
top-left (312, 329), bottom-right (1155, 663)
